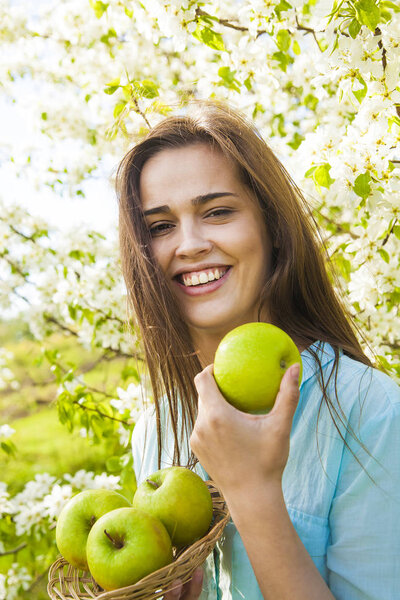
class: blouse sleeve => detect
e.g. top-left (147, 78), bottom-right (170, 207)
top-left (327, 370), bottom-right (400, 599)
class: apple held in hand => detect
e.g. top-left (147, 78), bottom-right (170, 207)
top-left (86, 507), bottom-right (173, 591)
top-left (214, 322), bottom-right (302, 414)
top-left (133, 466), bottom-right (213, 548)
top-left (56, 489), bottom-right (130, 570)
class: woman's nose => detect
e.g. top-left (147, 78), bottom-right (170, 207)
top-left (175, 224), bottom-right (213, 258)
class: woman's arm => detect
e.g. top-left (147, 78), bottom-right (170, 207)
top-left (190, 364), bottom-right (335, 600)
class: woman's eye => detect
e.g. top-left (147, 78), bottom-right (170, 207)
top-left (206, 208), bottom-right (234, 218)
top-left (148, 222), bottom-right (174, 236)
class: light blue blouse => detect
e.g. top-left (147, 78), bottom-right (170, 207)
top-left (131, 341), bottom-right (400, 599)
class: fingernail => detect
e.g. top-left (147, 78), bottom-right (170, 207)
top-left (290, 363), bottom-right (300, 383)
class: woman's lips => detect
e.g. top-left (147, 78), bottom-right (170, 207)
top-left (174, 267), bottom-right (232, 296)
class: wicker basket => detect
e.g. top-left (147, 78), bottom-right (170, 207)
top-left (47, 481), bottom-right (229, 600)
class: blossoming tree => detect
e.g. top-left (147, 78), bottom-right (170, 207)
top-left (0, 0), bottom-right (399, 596)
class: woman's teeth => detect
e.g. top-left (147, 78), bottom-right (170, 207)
top-left (182, 267), bottom-right (228, 287)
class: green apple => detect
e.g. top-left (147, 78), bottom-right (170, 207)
top-left (132, 466), bottom-right (213, 548)
top-left (55, 489), bottom-right (131, 570)
top-left (214, 322), bottom-right (302, 414)
top-left (86, 507), bottom-right (173, 590)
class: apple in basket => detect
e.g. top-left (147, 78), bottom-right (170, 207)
top-left (86, 507), bottom-right (173, 591)
top-left (132, 466), bottom-right (213, 547)
top-left (55, 489), bottom-right (130, 570)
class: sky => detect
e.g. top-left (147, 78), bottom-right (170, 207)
top-left (0, 95), bottom-right (118, 235)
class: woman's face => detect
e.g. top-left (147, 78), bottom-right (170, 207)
top-left (140, 143), bottom-right (272, 341)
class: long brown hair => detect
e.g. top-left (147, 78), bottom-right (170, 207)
top-left (116, 100), bottom-right (373, 469)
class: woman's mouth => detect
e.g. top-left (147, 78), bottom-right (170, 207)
top-left (174, 266), bottom-right (232, 296)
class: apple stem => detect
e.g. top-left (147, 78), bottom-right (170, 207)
top-left (146, 478), bottom-right (160, 489)
top-left (104, 529), bottom-right (123, 549)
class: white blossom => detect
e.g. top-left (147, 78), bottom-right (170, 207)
top-left (0, 424), bottom-right (15, 439)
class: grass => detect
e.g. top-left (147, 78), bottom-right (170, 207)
top-left (0, 319), bottom-right (139, 599)
top-left (2, 408), bottom-right (113, 493)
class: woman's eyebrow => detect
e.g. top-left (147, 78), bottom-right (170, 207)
top-left (143, 192), bottom-right (238, 217)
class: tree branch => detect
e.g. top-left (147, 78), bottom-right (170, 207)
top-left (0, 254), bottom-right (30, 280)
top-left (381, 218), bottom-right (397, 247)
top-left (44, 315), bottom-right (140, 360)
top-left (375, 27), bottom-right (387, 71)
top-left (295, 14), bottom-right (323, 52)
top-left (132, 97), bottom-right (151, 129)
top-left (195, 8), bottom-right (249, 33)
top-left (0, 543), bottom-right (27, 557)
top-left (194, 8), bottom-right (324, 52)
top-left (71, 399), bottom-right (131, 426)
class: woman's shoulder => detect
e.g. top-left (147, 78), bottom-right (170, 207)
top-left (333, 349), bottom-right (400, 421)
top-left (300, 341), bottom-right (400, 437)
top-left (302, 340), bottom-right (399, 403)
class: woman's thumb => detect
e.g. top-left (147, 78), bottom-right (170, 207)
top-left (271, 363), bottom-right (300, 421)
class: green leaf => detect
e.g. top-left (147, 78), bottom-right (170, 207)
top-left (104, 77), bottom-right (120, 95)
top-left (113, 101), bottom-right (127, 119)
top-left (272, 51), bottom-right (294, 72)
top-left (120, 466), bottom-right (136, 501)
top-left (354, 0), bottom-right (381, 31)
top-left (353, 171), bottom-right (371, 199)
top-left (393, 225), bottom-right (400, 240)
top-left (192, 25), bottom-right (225, 51)
top-left (303, 93), bottom-right (318, 111)
top-left (68, 305), bottom-right (77, 320)
top-left (381, 0), bottom-right (400, 11)
top-left (349, 18), bottom-right (362, 38)
top-left (218, 66), bottom-right (241, 92)
top-left (314, 163), bottom-right (334, 188)
top-left (378, 248), bottom-right (390, 263)
top-left (305, 165), bottom-right (317, 178)
top-left (353, 75), bottom-right (367, 103)
top-left (1, 441), bottom-right (16, 456)
top-left (287, 132), bottom-right (305, 150)
top-left (100, 28), bottom-right (117, 45)
top-left (274, 0), bottom-right (293, 18)
top-left (276, 29), bottom-right (291, 52)
top-left (104, 85), bottom-right (119, 96)
top-left (243, 75), bottom-right (252, 91)
top-left (89, 0), bottom-right (109, 18)
top-left (252, 102), bottom-right (265, 119)
top-left (292, 40), bottom-right (301, 55)
top-left (331, 254), bottom-right (352, 282)
top-left (68, 249), bottom-right (82, 260)
top-left (272, 113), bottom-right (287, 137)
top-left (139, 80), bottom-right (159, 99)
top-left (121, 364), bottom-right (140, 382)
top-left (106, 455), bottom-right (124, 472)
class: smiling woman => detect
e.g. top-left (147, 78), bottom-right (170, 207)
top-left (116, 101), bottom-right (400, 600)
top-left (139, 143), bottom-right (271, 361)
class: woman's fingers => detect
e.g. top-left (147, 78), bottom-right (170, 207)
top-left (194, 364), bottom-right (216, 400)
top-left (164, 579), bottom-right (182, 599)
top-left (182, 568), bottom-right (204, 598)
top-left (163, 568), bottom-right (203, 599)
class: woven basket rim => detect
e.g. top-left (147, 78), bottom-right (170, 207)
top-left (48, 480), bottom-right (230, 600)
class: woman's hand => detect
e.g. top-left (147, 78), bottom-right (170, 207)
top-left (163, 568), bottom-right (203, 599)
top-left (190, 363), bottom-right (300, 497)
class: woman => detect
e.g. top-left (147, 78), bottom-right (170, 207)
top-left (116, 101), bottom-right (400, 599)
